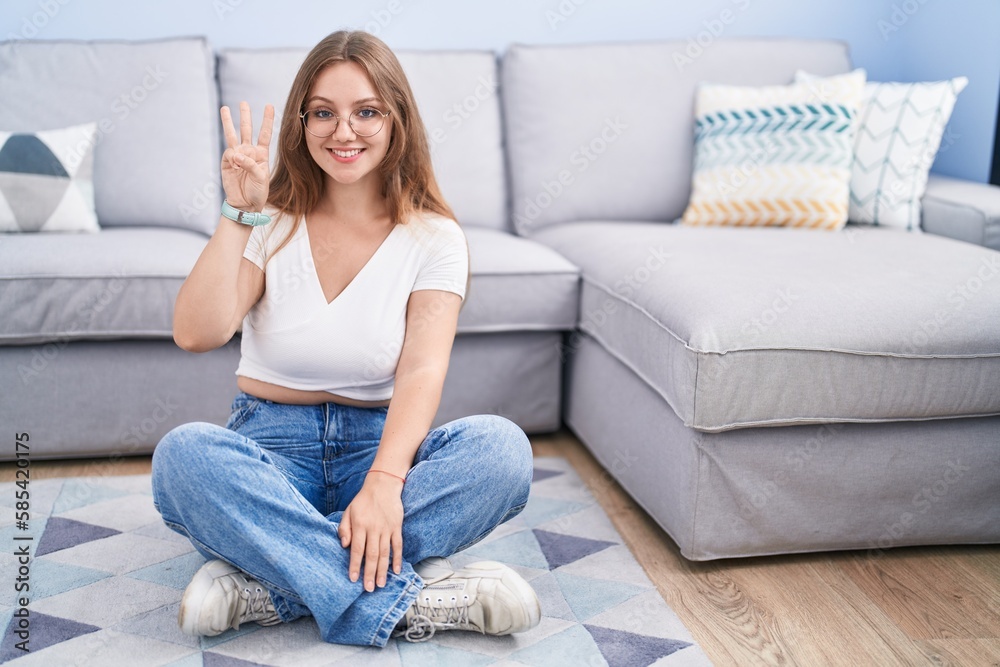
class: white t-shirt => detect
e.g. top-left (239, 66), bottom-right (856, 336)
top-left (235, 209), bottom-right (469, 401)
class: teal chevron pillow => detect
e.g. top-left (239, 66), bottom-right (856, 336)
top-left (0, 123), bottom-right (99, 233)
top-left (797, 72), bottom-right (968, 231)
top-left (681, 70), bottom-right (866, 230)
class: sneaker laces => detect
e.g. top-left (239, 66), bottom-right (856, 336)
top-left (235, 582), bottom-right (280, 628)
top-left (402, 614), bottom-right (436, 642)
top-left (402, 593), bottom-right (475, 642)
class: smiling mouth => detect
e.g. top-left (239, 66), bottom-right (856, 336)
top-left (329, 148), bottom-right (364, 158)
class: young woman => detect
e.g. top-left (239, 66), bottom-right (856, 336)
top-left (151, 30), bottom-right (540, 648)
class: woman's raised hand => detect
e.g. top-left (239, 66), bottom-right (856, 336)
top-left (220, 101), bottom-right (274, 211)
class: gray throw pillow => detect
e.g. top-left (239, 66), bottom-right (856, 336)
top-left (0, 122), bottom-right (99, 233)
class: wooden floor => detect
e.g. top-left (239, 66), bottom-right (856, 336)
top-left (3, 428), bottom-right (998, 666)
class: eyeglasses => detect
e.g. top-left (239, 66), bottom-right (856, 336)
top-left (299, 107), bottom-right (391, 138)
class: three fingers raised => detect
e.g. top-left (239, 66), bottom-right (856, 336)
top-left (220, 102), bottom-right (275, 150)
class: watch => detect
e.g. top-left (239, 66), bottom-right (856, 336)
top-left (222, 200), bottom-right (271, 226)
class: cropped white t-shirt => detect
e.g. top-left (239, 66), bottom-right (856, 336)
top-left (235, 210), bottom-right (469, 401)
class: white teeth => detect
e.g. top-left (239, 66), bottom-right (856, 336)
top-left (331, 148), bottom-right (362, 158)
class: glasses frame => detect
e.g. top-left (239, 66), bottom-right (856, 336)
top-left (299, 107), bottom-right (392, 138)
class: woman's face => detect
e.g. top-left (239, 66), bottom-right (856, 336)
top-left (302, 61), bottom-right (392, 190)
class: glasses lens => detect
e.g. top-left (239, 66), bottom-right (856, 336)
top-left (349, 109), bottom-right (385, 137)
top-left (304, 110), bottom-right (337, 137)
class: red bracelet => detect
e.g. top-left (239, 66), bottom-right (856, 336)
top-left (367, 469), bottom-right (406, 484)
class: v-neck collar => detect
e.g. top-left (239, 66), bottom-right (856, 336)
top-left (301, 218), bottom-right (400, 307)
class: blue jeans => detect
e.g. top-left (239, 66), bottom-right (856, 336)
top-left (150, 391), bottom-right (533, 647)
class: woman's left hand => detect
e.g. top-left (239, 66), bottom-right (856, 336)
top-left (338, 473), bottom-right (404, 592)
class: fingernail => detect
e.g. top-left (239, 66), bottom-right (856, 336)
top-left (378, 577), bottom-right (386, 587)
top-left (350, 571), bottom-right (358, 581)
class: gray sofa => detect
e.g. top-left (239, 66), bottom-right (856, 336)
top-left (2, 36), bottom-right (998, 561)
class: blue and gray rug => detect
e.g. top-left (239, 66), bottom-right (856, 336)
top-left (0, 457), bottom-right (711, 666)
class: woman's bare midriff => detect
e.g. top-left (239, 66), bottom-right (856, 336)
top-left (237, 375), bottom-right (391, 408)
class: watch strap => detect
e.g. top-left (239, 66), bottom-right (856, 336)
top-left (222, 200), bottom-right (271, 226)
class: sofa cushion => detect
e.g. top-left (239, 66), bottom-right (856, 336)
top-left (0, 38), bottom-right (220, 236)
top-left (532, 221), bottom-right (1000, 431)
top-left (0, 226), bottom-right (578, 346)
top-left (502, 39), bottom-right (852, 236)
top-left (797, 73), bottom-right (969, 231)
top-left (680, 70), bottom-right (866, 230)
top-left (0, 227), bottom-right (208, 346)
top-left (0, 123), bottom-right (99, 233)
top-left (218, 48), bottom-right (508, 231)
top-left (459, 227), bottom-right (579, 333)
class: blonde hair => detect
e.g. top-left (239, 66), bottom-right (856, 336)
top-left (265, 31), bottom-right (461, 277)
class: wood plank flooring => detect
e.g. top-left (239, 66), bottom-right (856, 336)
top-left (2, 428), bottom-right (998, 666)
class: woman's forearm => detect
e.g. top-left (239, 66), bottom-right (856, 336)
top-left (371, 366), bottom-right (448, 479)
top-left (173, 216), bottom-right (256, 352)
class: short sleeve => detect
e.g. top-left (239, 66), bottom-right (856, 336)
top-left (411, 218), bottom-right (469, 301)
top-left (241, 207), bottom-right (283, 270)
top-left (242, 224), bottom-right (267, 270)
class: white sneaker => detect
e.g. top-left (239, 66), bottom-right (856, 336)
top-left (178, 559), bottom-right (283, 636)
top-left (395, 560), bottom-right (541, 642)
top-left (413, 556), bottom-right (453, 581)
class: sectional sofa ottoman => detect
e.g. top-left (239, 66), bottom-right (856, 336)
top-left (501, 39), bottom-right (1000, 559)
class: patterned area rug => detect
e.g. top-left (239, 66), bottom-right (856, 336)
top-left (0, 457), bottom-right (711, 666)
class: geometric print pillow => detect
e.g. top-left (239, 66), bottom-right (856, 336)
top-left (681, 69), bottom-right (867, 231)
top-left (797, 72), bottom-right (968, 231)
top-left (0, 122), bottom-right (99, 233)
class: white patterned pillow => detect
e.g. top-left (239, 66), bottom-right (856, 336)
top-left (796, 72), bottom-right (968, 230)
top-left (0, 123), bottom-right (99, 233)
top-left (681, 70), bottom-right (866, 231)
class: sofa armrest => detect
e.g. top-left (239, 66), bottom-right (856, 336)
top-left (922, 175), bottom-right (1000, 250)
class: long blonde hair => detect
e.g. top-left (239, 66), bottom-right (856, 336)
top-left (265, 30), bottom-right (459, 266)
